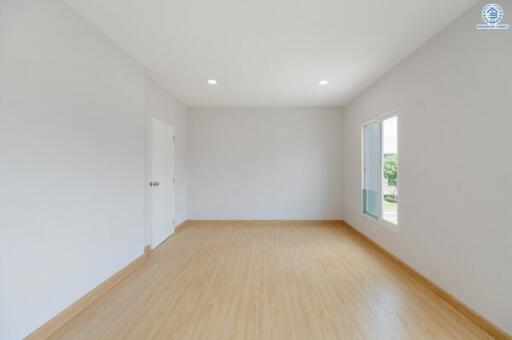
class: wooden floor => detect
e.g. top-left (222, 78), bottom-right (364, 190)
top-left (50, 221), bottom-right (492, 340)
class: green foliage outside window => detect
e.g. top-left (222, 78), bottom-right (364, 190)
top-left (383, 154), bottom-right (398, 187)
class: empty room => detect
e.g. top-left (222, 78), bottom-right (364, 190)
top-left (1, 0), bottom-right (511, 339)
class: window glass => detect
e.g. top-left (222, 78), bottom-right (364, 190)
top-left (362, 115), bottom-right (398, 226)
top-left (382, 116), bottom-right (398, 224)
top-left (363, 122), bottom-right (380, 220)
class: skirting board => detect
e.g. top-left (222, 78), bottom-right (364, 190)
top-left (25, 253), bottom-right (147, 340)
top-left (175, 221), bottom-right (188, 232)
top-left (24, 220), bottom-right (508, 339)
top-left (342, 220), bottom-right (510, 340)
top-left (186, 219), bottom-right (344, 225)
top-left (144, 245), bottom-right (151, 257)
top-left (25, 221), bottom-right (189, 339)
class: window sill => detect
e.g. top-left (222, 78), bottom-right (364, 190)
top-left (362, 212), bottom-right (400, 232)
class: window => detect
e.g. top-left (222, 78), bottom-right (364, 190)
top-left (362, 113), bottom-right (398, 226)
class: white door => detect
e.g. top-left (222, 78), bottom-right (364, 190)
top-left (149, 118), bottom-right (175, 249)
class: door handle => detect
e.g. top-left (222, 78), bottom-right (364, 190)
top-left (150, 181), bottom-right (160, 187)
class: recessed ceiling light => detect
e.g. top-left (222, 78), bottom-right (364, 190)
top-left (208, 79), bottom-right (217, 85)
top-left (319, 80), bottom-right (328, 86)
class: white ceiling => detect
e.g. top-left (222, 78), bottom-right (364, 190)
top-left (65, 0), bottom-right (477, 107)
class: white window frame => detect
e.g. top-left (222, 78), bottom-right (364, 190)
top-left (361, 110), bottom-right (399, 232)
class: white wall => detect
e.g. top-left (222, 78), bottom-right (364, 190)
top-left (188, 107), bottom-right (343, 220)
top-left (0, 1), bottom-right (187, 339)
top-left (342, 0), bottom-right (512, 333)
top-left (145, 77), bottom-right (189, 236)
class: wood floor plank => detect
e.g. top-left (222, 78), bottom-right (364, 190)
top-left (49, 221), bottom-right (493, 340)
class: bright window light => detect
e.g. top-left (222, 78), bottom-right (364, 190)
top-left (319, 80), bottom-right (328, 86)
top-left (362, 113), bottom-right (399, 227)
top-left (207, 79), bottom-right (217, 85)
